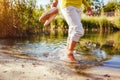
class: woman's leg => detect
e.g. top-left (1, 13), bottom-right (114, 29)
top-left (61, 6), bottom-right (84, 62)
top-left (67, 41), bottom-right (77, 61)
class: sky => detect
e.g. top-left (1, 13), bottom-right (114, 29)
top-left (36, 0), bottom-right (110, 6)
top-left (37, 0), bottom-right (50, 6)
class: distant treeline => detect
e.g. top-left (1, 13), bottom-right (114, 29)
top-left (0, 0), bottom-right (120, 38)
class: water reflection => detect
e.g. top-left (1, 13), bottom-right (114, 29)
top-left (0, 30), bottom-right (120, 61)
top-left (77, 31), bottom-right (120, 55)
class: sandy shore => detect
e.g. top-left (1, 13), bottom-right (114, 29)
top-left (0, 51), bottom-right (120, 80)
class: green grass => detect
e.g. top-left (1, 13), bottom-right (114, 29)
top-left (50, 15), bottom-right (120, 32)
top-left (81, 15), bottom-right (119, 32)
top-left (115, 17), bottom-right (120, 28)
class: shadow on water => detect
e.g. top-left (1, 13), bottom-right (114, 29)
top-left (0, 30), bottom-right (120, 69)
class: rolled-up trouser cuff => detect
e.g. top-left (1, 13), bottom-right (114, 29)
top-left (71, 25), bottom-right (84, 42)
top-left (61, 6), bottom-right (84, 43)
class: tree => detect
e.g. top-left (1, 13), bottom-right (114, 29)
top-left (103, 1), bottom-right (120, 12)
top-left (91, 0), bottom-right (104, 15)
top-left (85, 0), bottom-right (103, 15)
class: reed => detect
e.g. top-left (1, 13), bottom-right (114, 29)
top-left (50, 15), bottom-right (119, 32)
top-left (0, 0), bottom-right (42, 38)
top-left (0, 0), bottom-right (119, 38)
top-left (115, 17), bottom-right (120, 28)
top-left (81, 15), bottom-right (119, 32)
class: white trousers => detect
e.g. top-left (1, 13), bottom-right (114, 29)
top-left (61, 6), bottom-right (84, 44)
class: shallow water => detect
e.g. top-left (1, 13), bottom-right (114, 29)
top-left (0, 31), bottom-right (120, 69)
top-left (104, 56), bottom-right (120, 68)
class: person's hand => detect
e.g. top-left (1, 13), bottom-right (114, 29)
top-left (51, 1), bottom-right (58, 8)
top-left (87, 7), bottom-right (92, 16)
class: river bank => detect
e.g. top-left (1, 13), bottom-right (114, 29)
top-left (0, 31), bottom-right (120, 80)
top-left (0, 51), bottom-right (120, 80)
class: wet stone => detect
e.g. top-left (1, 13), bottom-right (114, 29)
top-left (3, 71), bottom-right (7, 73)
top-left (104, 74), bottom-right (110, 77)
top-left (21, 64), bottom-right (24, 68)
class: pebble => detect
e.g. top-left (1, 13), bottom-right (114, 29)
top-left (104, 74), bottom-right (110, 77)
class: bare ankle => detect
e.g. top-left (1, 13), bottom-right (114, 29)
top-left (67, 51), bottom-right (76, 61)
